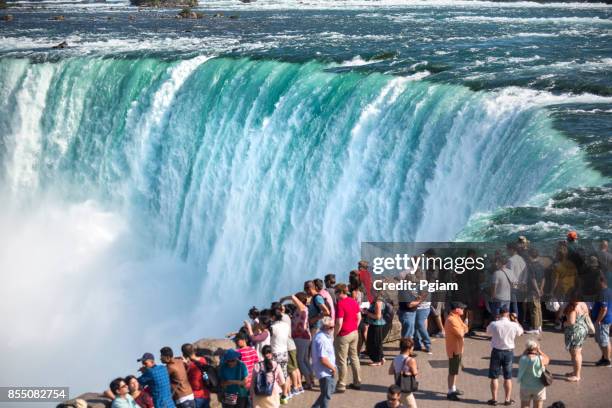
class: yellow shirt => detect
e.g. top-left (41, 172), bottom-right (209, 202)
top-left (553, 260), bottom-right (577, 296)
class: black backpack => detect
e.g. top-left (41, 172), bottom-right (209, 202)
top-left (382, 300), bottom-right (395, 325)
top-left (194, 360), bottom-right (220, 394)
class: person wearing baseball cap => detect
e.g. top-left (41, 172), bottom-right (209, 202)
top-left (137, 352), bottom-right (175, 408)
top-left (486, 304), bottom-right (523, 406)
top-left (218, 349), bottom-right (248, 407)
top-left (444, 301), bottom-right (468, 401)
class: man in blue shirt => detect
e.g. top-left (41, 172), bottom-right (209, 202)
top-left (137, 352), bottom-right (176, 408)
top-left (593, 277), bottom-right (612, 367)
top-left (311, 316), bottom-right (336, 408)
top-left (305, 280), bottom-right (331, 333)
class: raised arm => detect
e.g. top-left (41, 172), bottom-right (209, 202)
top-left (539, 350), bottom-right (550, 366)
top-left (290, 294), bottom-right (307, 312)
top-left (243, 320), bottom-right (253, 336)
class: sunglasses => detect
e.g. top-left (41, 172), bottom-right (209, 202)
top-left (120, 384), bottom-right (128, 389)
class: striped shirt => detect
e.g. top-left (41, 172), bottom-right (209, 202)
top-left (237, 346), bottom-right (259, 388)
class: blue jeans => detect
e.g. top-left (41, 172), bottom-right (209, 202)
top-left (177, 400), bottom-right (196, 408)
top-left (195, 398), bottom-right (210, 408)
top-left (312, 376), bottom-right (336, 408)
top-left (489, 301), bottom-right (511, 317)
top-left (414, 307), bottom-right (431, 350)
top-left (399, 310), bottom-right (416, 338)
top-left (510, 289), bottom-right (519, 317)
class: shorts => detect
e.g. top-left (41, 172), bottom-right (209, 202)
top-left (488, 348), bottom-right (513, 380)
top-left (595, 323), bottom-right (611, 347)
top-left (273, 351), bottom-right (289, 379)
top-left (448, 354), bottom-right (462, 375)
top-left (287, 349), bottom-right (298, 374)
top-left (520, 387), bottom-right (546, 402)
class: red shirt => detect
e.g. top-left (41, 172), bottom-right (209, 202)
top-left (336, 296), bottom-right (360, 336)
top-left (359, 268), bottom-right (374, 303)
top-left (134, 389), bottom-right (154, 408)
top-left (186, 357), bottom-right (210, 400)
top-left (237, 346), bottom-right (259, 389)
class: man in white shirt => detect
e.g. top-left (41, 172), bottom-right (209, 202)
top-left (486, 304), bottom-right (523, 406)
top-left (506, 243), bottom-right (527, 284)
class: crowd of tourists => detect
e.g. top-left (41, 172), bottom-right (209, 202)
top-left (104, 235), bottom-right (611, 408)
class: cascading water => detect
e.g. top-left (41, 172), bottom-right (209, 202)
top-left (1, 55), bottom-right (605, 298)
top-left (0, 55), bottom-right (605, 393)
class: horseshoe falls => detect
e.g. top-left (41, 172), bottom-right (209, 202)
top-left (1, 0), bottom-right (611, 395)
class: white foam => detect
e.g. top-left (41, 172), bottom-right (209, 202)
top-left (338, 56), bottom-right (376, 67)
top-left (405, 70), bottom-right (431, 80)
top-left (507, 55), bottom-right (543, 63)
top-left (0, 34), bottom-right (242, 55)
top-left (490, 87), bottom-right (612, 107)
top-left (449, 16), bottom-right (612, 25)
top-left (564, 108), bottom-right (612, 114)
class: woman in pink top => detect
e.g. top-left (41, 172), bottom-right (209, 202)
top-left (251, 345), bottom-right (286, 408)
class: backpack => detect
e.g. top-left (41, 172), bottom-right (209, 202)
top-left (254, 362), bottom-right (276, 396)
top-left (194, 360), bottom-right (220, 394)
top-left (382, 300), bottom-right (395, 325)
top-left (314, 294), bottom-right (333, 317)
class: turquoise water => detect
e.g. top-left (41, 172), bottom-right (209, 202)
top-left (0, 0), bottom-right (610, 394)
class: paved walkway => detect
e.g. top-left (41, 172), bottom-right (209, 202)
top-left (291, 325), bottom-right (612, 408)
